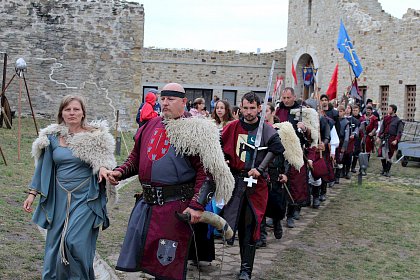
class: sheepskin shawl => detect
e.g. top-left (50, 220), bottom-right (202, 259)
top-left (31, 120), bottom-right (117, 173)
top-left (290, 107), bottom-right (320, 147)
top-left (164, 117), bottom-right (234, 204)
top-left (273, 122), bottom-right (304, 171)
top-left (31, 121), bottom-right (118, 204)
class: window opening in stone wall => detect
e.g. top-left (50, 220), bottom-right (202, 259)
top-left (380, 85), bottom-right (389, 118)
top-left (307, 0), bottom-right (312, 26)
top-left (405, 85), bottom-right (416, 121)
top-left (142, 86), bottom-right (158, 103)
top-left (185, 88), bottom-right (213, 111)
top-left (252, 91), bottom-right (266, 103)
top-left (359, 86), bottom-right (367, 105)
top-left (222, 90), bottom-right (237, 107)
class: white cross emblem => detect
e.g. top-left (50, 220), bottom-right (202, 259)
top-left (244, 176), bottom-right (257, 187)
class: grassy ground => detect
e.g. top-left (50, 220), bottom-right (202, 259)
top-left (1, 117), bottom-right (419, 279)
top-left (264, 179), bottom-right (420, 279)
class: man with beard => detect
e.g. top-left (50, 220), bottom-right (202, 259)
top-left (221, 92), bottom-right (284, 280)
top-left (275, 87), bottom-right (311, 228)
top-left (103, 83), bottom-right (234, 280)
top-left (377, 104), bottom-right (404, 177)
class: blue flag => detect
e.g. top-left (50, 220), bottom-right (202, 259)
top-left (337, 20), bottom-right (363, 77)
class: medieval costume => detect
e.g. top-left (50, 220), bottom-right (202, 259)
top-left (275, 102), bottom-right (311, 228)
top-left (351, 113), bottom-right (364, 173)
top-left (29, 121), bottom-right (116, 279)
top-left (221, 117), bottom-right (283, 279)
top-left (335, 117), bottom-right (350, 184)
top-left (361, 113), bottom-right (379, 154)
top-left (342, 115), bottom-right (360, 179)
top-left (115, 116), bottom-right (233, 280)
top-left (377, 114), bottom-right (404, 176)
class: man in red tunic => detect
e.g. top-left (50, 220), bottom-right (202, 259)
top-left (221, 92), bottom-right (283, 280)
top-left (377, 104), bottom-right (404, 177)
top-left (104, 83), bottom-right (233, 280)
top-left (275, 87), bottom-right (311, 228)
top-left (361, 105), bottom-right (379, 157)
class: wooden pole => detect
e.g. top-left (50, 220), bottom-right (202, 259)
top-left (18, 78), bottom-right (22, 161)
top-left (0, 144), bottom-right (7, 166)
top-left (22, 73), bottom-right (39, 135)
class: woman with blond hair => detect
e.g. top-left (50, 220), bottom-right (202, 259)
top-left (23, 95), bottom-right (116, 279)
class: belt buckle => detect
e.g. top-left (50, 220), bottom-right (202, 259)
top-left (156, 187), bottom-right (164, 205)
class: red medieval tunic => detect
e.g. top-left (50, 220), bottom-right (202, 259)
top-left (378, 115), bottom-right (404, 160)
top-left (363, 114), bottom-right (378, 153)
top-left (115, 117), bottom-right (206, 280)
top-left (275, 102), bottom-right (310, 205)
top-left (221, 119), bottom-right (281, 241)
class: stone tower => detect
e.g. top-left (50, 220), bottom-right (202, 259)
top-left (286, 0), bottom-right (419, 120)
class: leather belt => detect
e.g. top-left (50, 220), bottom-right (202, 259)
top-left (230, 169), bottom-right (250, 178)
top-left (141, 182), bottom-right (195, 205)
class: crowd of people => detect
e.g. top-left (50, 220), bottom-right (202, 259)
top-left (23, 85), bottom-right (404, 280)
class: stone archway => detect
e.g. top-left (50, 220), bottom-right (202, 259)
top-left (293, 47), bottom-right (320, 100)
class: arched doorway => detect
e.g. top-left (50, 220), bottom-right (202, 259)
top-left (292, 46), bottom-right (320, 101)
top-left (296, 53), bottom-right (315, 100)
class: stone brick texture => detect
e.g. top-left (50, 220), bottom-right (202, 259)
top-left (0, 0), bottom-right (418, 129)
top-left (286, 0), bottom-right (419, 120)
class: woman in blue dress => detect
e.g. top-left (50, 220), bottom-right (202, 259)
top-left (23, 95), bottom-right (116, 279)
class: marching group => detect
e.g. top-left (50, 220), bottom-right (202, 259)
top-left (23, 83), bottom-right (403, 280)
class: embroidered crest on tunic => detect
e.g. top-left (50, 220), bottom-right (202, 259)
top-left (157, 239), bottom-right (178, 266)
top-left (147, 128), bottom-right (170, 161)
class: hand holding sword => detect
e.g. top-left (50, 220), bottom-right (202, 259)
top-left (243, 60), bottom-right (276, 188)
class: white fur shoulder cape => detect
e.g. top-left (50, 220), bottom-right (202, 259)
top-left (164, 117), bottom-right (234, 204)
top-left (273, 122), bottom-right (304, 171)
top-left (31, 121), bottom-right (117, 203)
top-left (290, 107), bottom-right (320, 147)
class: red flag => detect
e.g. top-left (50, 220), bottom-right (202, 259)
top-left (291, 60), bottom-right (297, 86)
top-left (326, 63), bottom-right (338, 100)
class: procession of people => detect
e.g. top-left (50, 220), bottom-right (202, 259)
top-left (23, 82), bottom-right (403, 280)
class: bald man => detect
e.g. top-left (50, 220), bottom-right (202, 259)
top-left (102, 83), bottom-right (233, 280)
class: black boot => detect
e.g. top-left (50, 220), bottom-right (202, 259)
top-left (255, 218), bottom-right (267, 248)
top-left (381, 159), bottom-right (387, 175)
top-left (385, 162), bottom-right (392, 177)
top-left (351, 156), bottom-right (358, 173)
top-left (273, 218), bottom-right (283, 239)
top-left (238, 244), bottom-right (256, 280)
top-left (335, 169), bottom-right (341, 184)
top-left (312, 185), bottom-right (320, 208)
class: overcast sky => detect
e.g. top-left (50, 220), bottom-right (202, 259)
top-left (133, 0), bottom-right (420, 53)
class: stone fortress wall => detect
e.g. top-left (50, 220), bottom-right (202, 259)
top-left (142, 48), bottom-right (286, 105)
top-left (0, 0), bottom-right (418, 128)
top-left (286, 0), bottom-right (419, 120)
top-left (0, 0), bottom-right (145, 128)
top-left (0, 0), bottom-right (285, 128)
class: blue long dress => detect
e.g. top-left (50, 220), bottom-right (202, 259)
top-left (30, 136), bottom-right (107, 279)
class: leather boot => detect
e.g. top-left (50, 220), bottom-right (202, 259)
top-left (335, 169), bottom-right (340, 184)
top-left (385, 162), bottom-right (392, 177)
top-left (255, 219), bottom-right (267, 248)
top-left (381, 159), bottom-right (386, 175)
top-left (238, 244), bottom-right (256, 280)
top-left (273, 218), bottom-right (283, 239)
top-left (351, 156), bottom-right (358, 173)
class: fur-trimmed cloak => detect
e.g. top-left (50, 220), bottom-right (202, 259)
top-left (164, 117), bottom-right (234, 203)
top-left (30, 120), bottom-right (118, 230)
top-left (32, 120), bottom-right (116, 173)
